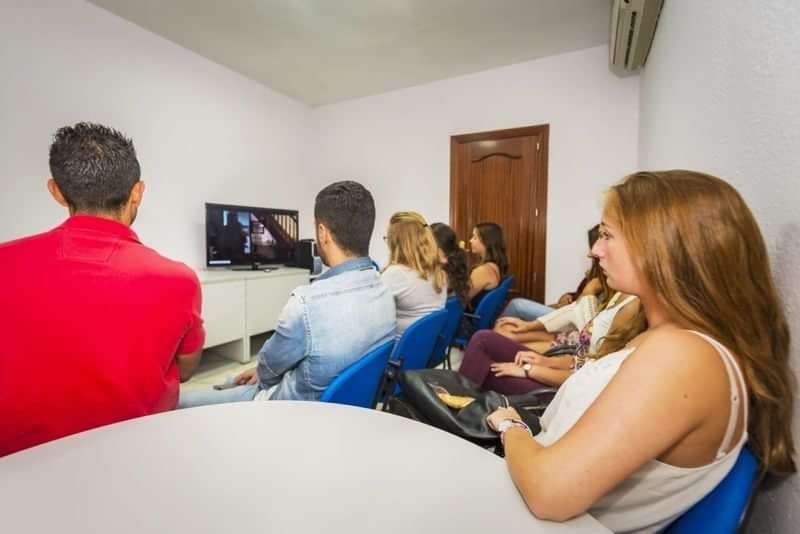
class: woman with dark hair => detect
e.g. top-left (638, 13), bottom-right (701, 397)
top-left (458, 288), bottom-right (641, 395)
top-left (431, 222), bottom-right (469, 302)
top-left (467, 222), bottom-right (509, 309)
top-left (500, 224), bottom-right (603, 321)
top-left (494, 254), bottom-right (612, 346)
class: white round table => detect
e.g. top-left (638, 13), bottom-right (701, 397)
top-left (0, 402), bottom-right (610, 533)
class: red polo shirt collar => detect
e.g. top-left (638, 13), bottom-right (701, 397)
top-left (60, 214), bottom-right (142, 244)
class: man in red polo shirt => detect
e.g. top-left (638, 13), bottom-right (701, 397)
top-left (0, 123), bottom-right (205, 456)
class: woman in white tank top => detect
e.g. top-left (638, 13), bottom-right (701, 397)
top-left (487, 171), bottom-right (796, 532)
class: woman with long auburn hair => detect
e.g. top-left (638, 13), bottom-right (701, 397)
top-left (382, 211), bottom-right (447, 335)
top-left (486, 170), bottom-right (795, 532)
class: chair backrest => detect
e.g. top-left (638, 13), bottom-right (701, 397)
top-left (393, 308), bottom-right (449, 372)
top-left (473, 275), bottom-right (514, 331)
top-left (665, 447), bottom-right (759, 533)
top-left (427, 296), bottom-right (464, 367)
top-left (320, 339), bottom-right (396, 408)
top-left (499, 275), bottom-right (514, 292)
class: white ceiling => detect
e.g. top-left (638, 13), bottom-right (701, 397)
top-left (88, 0), bottom-right (611, 107)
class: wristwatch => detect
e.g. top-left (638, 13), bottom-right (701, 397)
top-left (522, 363), bottom-right (532, 377)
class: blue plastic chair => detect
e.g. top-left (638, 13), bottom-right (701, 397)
top-left (451, 275), bottom-right (514, 348)
top-left (320, 339), bottom-right (395, 409)
top-left (381, 308), bottom-right (447, 396)
top-left (665, 447), bottom-right (759, 533)
top-left (496, 275), bottom-right (514, 300)
top-left (427, 296), bottom-right (464, 369)
top-left (393, 308), bottom-right (449, 371)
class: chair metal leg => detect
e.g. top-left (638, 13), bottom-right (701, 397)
top-left (374, 357), bottom-right (404, 410)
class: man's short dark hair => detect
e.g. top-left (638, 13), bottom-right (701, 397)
top-left (48, 122), bottom-right (141, 213)
top-left (314, 181), bottom-right (375, 257)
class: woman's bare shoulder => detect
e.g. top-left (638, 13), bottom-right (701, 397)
top-left (473, 262), bottom-right (500, 281)
top-left (625, 327), bottom-right (727, 376)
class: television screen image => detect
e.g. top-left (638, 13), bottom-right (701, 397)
top-left (206, 203), bottom-right (298, 267)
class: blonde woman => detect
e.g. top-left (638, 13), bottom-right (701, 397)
top-left (487, 171), bottom-right (795, 532)
top-left (382, 212), bottom-right (448, 335)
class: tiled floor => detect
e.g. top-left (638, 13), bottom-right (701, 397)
top-left (180, 351), bottom-right (257, 393)
top-left (182, 342), bottom-right (465, 394)
top-left (448, 346), bottom-right (465, 370)
top-left (180, 333), bottom-right (270, 393)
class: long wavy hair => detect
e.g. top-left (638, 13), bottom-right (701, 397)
top-left (384, 212), bottom-right (447, 293)
top-left (603, 170), bottom-right (795, 476)
top-left (474, 222), bottom-right (509, 276)
top-left (591, 295), bottom-right (647, 358)
top-left (431, 222), bottom-right (469, 302)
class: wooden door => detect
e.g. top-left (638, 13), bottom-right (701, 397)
top-left (450, 125), bottom-right (548, 302)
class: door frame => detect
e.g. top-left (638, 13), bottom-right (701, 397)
top-left (449, 124), bottom-right (549, 301)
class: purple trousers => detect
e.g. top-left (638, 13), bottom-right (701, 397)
top-left (458, 330), bottom-right (547, 395)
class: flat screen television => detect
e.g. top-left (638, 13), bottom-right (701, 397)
top-left (205, 203), bottom-right (299, 268)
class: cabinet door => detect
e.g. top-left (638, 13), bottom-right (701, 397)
top-left (246, 274), bottom-right (308, 336)
top-left (202, 281), bottom-right (246, 348)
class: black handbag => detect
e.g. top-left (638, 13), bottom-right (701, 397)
top-left (385, 368), bottom-right (554, 447)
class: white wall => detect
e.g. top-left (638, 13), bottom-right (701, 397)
top-left (639, 2), bottom-right (800, 532)
top-left (0, 5), bottom-right (638, 297)
top-left (312, 45), bottom-right (640, 300)
top-left (0, 1), bottom-right (315, 269)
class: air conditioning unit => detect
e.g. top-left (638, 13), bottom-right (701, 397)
top-left (609, 0), bottom-right (664, 76)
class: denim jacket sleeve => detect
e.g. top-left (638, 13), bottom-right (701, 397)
top-left (256, 293), bottom-right (308, 388)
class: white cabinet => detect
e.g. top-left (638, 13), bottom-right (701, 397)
top-left (197, 268), bottom-right (309, 363)
top-left (246, 276), bottom-right (301, 336)
top-left (201, 280), bottom-right (246, 348)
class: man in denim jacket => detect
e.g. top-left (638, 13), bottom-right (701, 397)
top-left (180, 181), bottom-right (396, 407)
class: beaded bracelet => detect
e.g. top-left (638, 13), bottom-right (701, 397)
top-left (498, 418), bottom-right (533, 444)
